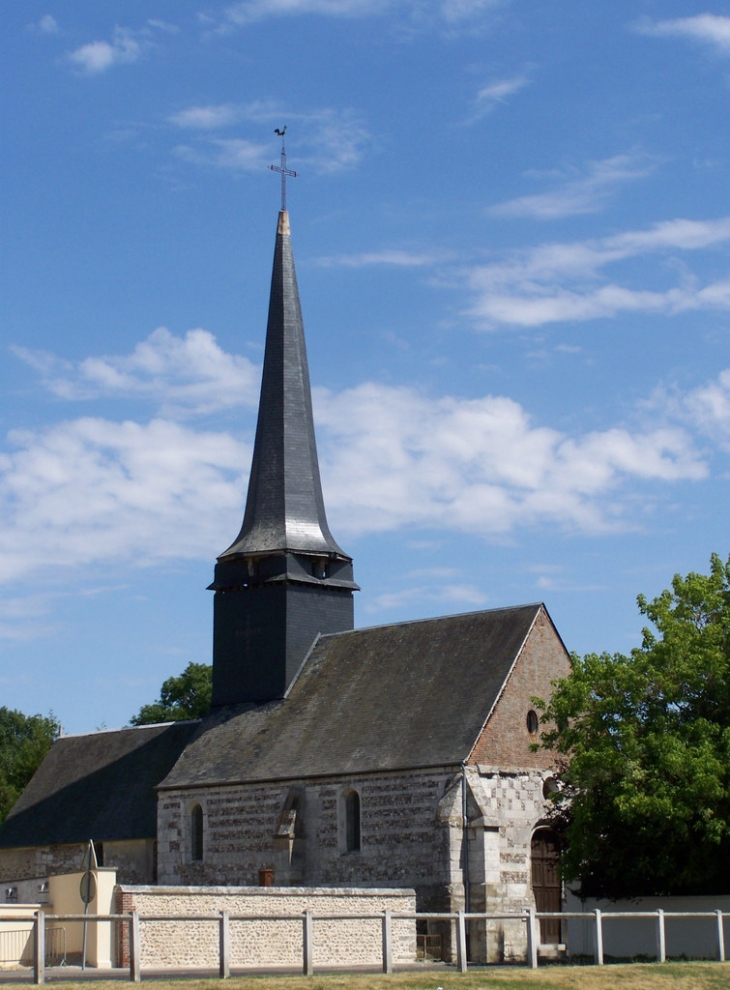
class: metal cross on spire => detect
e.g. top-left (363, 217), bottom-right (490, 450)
top-left (268, 127), bottom-right (298, 211)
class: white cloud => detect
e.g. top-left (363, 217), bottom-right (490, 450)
top-left (13, 328), bottom-right (261, 416)
top-left (169, 105), bottom-right (242, 129)
top-left (315, 383), bottom-right (705, 540)
top-left (169, 103), bottom-right (371, 174)
top-left (174, 139), bottom-right (271, 171)
top-left (68, 27), bottom-right (147, 74)
top-left (224, 0), bottom-right (392, 27)
top-left (216, 0), bottom-right (499, 30)
top-left (464, 216), bottom-right (730, 327)
top-left (0, 418), bottom-right (249, 583)
top-left (638, 15), bottom-right (730, 55)
top-left (440, 0), bottom-right (499, 22)
top-left (315, 249), bottom-right (446, 267)
top-left (147, 19), bottom-right (180, 34)
top-left (490, 153), bottom-right (658, 219)
top-left (366, 580), bottom-right (488, 613)
top-left (39, 15), bottom-right (59, 34)
top-left (654, 367), bottom-right (730, 451)
top-left (1, 337), bottom-right (712, 588)
top-left (467, 75), bottom-right (529, 120)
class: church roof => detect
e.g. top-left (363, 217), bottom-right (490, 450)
top-left (219, 210), bottom-right (348, 562)
top-left (160, 603), bottom-right (546, 789)
top-left (0, 720), bottom-right (197, 849)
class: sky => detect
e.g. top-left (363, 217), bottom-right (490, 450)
top-left (2, 2), bottom-right (730, 734)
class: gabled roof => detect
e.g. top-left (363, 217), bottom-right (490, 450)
top-left (0, 721), bottom-right (198, 849)
top-left (161, 603), bottom-right (546, 789)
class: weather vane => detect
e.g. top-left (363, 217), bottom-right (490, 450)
top-left (269, 127), bottom-right (298, 211)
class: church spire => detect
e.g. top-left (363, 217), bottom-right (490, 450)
top-left (210, 200), bottom-right (357, 708)
top-left (219, 209), bottom-right (349, 563)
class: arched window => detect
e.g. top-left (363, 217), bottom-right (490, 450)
top-left (191, 804), bottom-right (204, 862)
top-left (345, 790), bottom-right (361, 853)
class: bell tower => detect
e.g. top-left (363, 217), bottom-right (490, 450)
top-left (210, 206), bottom-right (357, 706)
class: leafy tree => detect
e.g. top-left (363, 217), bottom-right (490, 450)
top-left (131, 662), bottom-right (212, 725)
top-left (539, 552), bottom-right (730, 898)
top-left (0, 707), bottom-right (60, 823)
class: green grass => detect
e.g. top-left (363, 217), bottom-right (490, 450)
top-left (2, 964), bottom-right (730, 990)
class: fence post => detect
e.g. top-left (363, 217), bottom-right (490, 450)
top-left (129, 911), bottom-right (141, 983)
top-left (717, 910), bottom-right (726, 963)
top-left (456, 911), bottom-right (467, 973)
top-left (593, 909), bottom-right (603, 966)
top-left (526, 908), bottom-right (538, 969)
top-left (219, 910), bottom-right (230, 978)
top-left (302, 910), bottom-right (313, 976)
top-left (33, 911), bottom-right (45, 985)
top-left (382, 910), bottom-right (392, 974)
top-left (656, 909), bottom-right (665, 963)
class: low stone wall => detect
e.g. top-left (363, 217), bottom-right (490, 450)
top-left (117, 885), bottom-right (416, 969)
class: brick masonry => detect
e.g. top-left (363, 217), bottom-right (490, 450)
top-left (469, 608), bottom-right (571, 769)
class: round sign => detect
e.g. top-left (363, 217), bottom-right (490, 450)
top-left (79, 872), bottom-right (96, 904)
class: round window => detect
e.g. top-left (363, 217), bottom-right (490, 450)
top-left (526, 709), bottom-right (539, 735)
top-left (543, 776), bottom-right (560, 799)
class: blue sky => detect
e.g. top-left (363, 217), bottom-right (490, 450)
top-left (2, 2), bottom-right (730, 733)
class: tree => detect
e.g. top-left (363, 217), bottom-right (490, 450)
top-left (0, 707), bottom-right (60, 823)
top-left (538, 552), bottom-right (730, 899)
top-left (130, 662), bottom-right (212, 725)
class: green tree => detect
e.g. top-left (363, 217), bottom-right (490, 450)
top-left (130, 662), bottom-right (212, 725)
top-left (0, 707), bottom-right (60, 823)
top-left (539, 552), bottom-right (730, 898)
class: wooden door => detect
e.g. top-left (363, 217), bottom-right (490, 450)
top-left (531, 829), bottom-right (561, 944)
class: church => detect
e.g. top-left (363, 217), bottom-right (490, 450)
top-left (0, 192), bottom-right (571, 960)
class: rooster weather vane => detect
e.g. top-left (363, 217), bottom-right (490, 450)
top-left (269, 127), bottom-right (298, 211)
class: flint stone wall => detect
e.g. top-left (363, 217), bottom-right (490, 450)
top-left (157, 769), bottom-right (457, 912)
top-left (117, 885), bottom-right (416, 969)
top-left (0, 840), bottom-right (154, 886)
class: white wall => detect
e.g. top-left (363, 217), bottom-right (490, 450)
top-left (566, 892), bottom-right (730, 960)
top-left (48, 869), bottom-right (117, 968)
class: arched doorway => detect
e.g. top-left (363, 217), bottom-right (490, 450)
top-left (531, 829), bottom-right (561, 944)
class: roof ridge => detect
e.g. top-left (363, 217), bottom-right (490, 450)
top-left (318, 601), bottom-right (544, 640)
top-left (57, 719), bottom-right (202, 740)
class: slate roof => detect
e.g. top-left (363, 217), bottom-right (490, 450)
top-left (161, 603), bottom-right (545, 789)
top-left (0, 720), bottom-right (198, 849)
top-left (220, 210), bottom-right (349, 563)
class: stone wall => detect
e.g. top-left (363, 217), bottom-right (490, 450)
top-left (116, 885), bottom-right (416, 969)
top-left (465, 766), bottom-right (554, 963)
top-left (154, 612), bottom-right (568, 967)
top-left (157, 762), bottom-right (557, 965)
top-left (0, 845), bottom-right (81, 884)
top-left (0, 840), bottom-right (155, 886)
top-left (157, 767), bottom-right (458, 910)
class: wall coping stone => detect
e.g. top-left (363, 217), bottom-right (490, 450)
top-left (118, 885), bottom-right (415, 899)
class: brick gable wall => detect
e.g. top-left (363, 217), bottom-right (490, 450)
top-left (468, 607), bottom-right (570, 770)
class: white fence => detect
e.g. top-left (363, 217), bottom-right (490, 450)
top-left (4, 907), bottom-right (730, 983)
top-left (0, 925), bottom-right (66, 968)
top-left (565, 892), bottom-right (730, 960)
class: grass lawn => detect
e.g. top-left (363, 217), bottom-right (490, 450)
top-left (1, 965), bottom-right (729, 990)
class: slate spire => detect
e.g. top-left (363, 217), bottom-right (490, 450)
top-left (210, 209), bottom-right (357, 707)
top-left (221, 210), bottom-right (349, 562)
